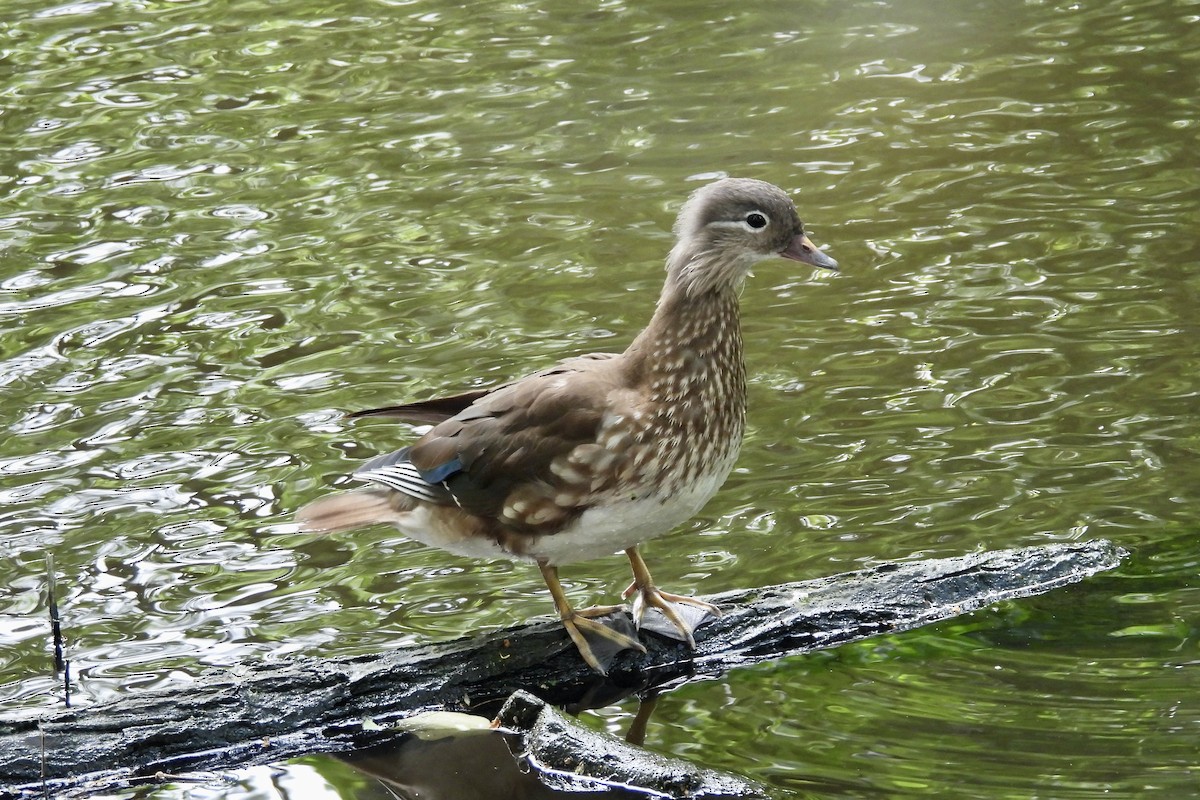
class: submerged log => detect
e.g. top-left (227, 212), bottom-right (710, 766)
top-left (340, 691), bottom-right (768, 799)
top-left (0, 540), bottom-right (1124, 796)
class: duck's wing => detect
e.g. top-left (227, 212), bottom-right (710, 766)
top-left (353, 352), bottom-right (639, 533)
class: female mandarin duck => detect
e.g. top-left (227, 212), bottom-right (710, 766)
top-left (298, 177), bottom-right (838, 673)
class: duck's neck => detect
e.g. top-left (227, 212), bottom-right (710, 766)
top-left (625, 283), bottom-right (746, 414)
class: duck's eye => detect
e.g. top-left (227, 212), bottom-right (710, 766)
top-left (745, 212), bottom-right (768, 230)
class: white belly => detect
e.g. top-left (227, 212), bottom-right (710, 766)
top-left (524, 466), bottom-right (730, 565)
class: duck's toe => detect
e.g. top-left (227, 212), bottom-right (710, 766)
top-left (561, 608), bottom-right (646, 674)
top-left (629, 586), bottom-right (721, 646)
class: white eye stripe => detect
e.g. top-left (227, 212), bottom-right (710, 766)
top-left (710, 210), bottom-right (771, 233)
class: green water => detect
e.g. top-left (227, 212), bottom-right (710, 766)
top-left (2, 0), bottom-right (1198, 796)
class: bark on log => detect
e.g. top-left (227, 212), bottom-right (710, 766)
top-left (0, 540), bottom-right (1124, 797)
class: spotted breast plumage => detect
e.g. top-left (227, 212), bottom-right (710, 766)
top-left (297, 177), bottom-right (838, 673)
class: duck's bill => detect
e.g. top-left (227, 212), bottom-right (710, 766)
top-left (780, 233), bottom-right (838, 271)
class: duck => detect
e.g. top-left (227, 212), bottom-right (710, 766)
top-left (297, 177), bottom-right (838, 673)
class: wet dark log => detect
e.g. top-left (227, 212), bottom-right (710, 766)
top-left (0, 540), bottom-right (1124, 797)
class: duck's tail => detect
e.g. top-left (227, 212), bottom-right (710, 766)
top-left (295, 489), bottom-right (404, 533)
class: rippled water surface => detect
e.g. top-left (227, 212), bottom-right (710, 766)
top-left (2, 0), bottom-right (1199, 797)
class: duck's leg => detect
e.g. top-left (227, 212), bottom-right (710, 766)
top-left (622, 546), bottom-right (721, 647)
top-left (538, 560), bottom-right (646, 674)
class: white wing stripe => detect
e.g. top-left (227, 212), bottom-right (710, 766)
top-left (357, 464), bottom-right (445, 502)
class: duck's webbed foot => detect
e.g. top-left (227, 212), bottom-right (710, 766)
top-left (561, 604), bottom-right (646, 674)
top-left (623, 547), bottom-right (722, 646)
top-left (539, 561), bottom-right (646, 675)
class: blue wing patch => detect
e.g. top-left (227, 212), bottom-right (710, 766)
top-left (419, 456), bottom-right (462, 484)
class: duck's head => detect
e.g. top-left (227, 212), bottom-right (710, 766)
top-left (666, 177), bottom-right (837, 297)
